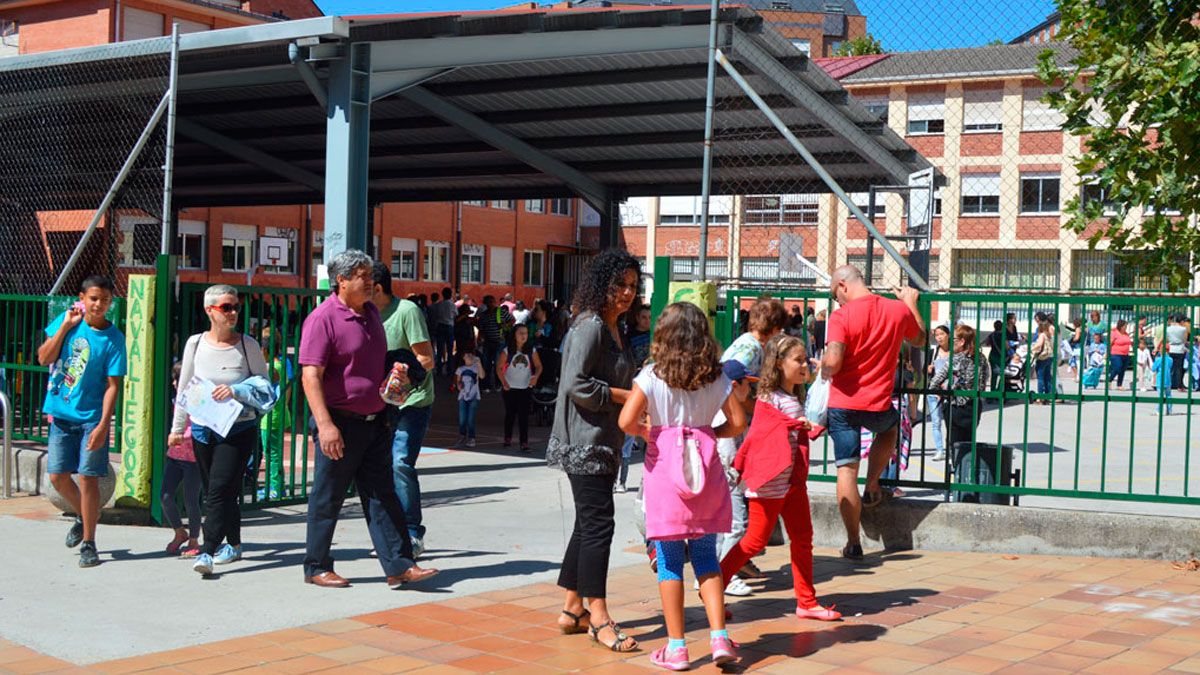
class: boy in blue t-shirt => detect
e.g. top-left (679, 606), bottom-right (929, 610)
top-left (38, 275), bottom-right (127, 568)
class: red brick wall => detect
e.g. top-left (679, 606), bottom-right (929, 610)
top-left (12, 0), bottom-right (112, 53)
top-left (1020, 131), bottom-right (1063, 155)
top-left (960, 133), bottom-right (1002, 157)
top-left (905, 135), bottom-right (944, 158)
top-left (1016, 216), bottom-right (1062, 240)
top-left (245, 0), bottom-right (321, 19)
top-left (957, 217), bottom-right (1000, 240)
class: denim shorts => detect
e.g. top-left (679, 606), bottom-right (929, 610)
top-left (827, 407), bottom-right (899, 468)
top-left (47, 419), bottom-right (111, 477)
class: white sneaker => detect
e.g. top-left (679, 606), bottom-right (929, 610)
top-left (725, 577), bottom-right (753, 597)
top-left (410, 536), bottom-right (424, 560)
top-left (466, 438), bottom-right (476, 448)
top-left (931, 451), bottom-right (946, 462)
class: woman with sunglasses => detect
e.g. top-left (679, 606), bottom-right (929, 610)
top-left (168, 285), bottom-right (270, 577)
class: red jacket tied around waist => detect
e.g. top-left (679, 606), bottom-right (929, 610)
top-left (733, 399), bottom-right (820, 492)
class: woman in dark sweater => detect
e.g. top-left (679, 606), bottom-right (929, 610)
top-left (548, 249), bottom-right (641, 652)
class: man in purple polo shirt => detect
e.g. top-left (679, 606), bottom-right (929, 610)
top-left (299, 249), bottom-right (438, 589)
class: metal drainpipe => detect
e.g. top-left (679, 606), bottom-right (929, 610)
top-left (454, 201), bottom-right (463, 295)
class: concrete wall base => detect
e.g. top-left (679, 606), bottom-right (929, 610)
top-left (8, 446), bottom-right (150, 524)
top-left (809, 493), bottom-right (1199, 561)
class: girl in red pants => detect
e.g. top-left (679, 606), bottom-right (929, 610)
top-left (721, 335), bottom-right (841, 622)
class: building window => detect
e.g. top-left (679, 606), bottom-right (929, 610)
top-left (463, 200), bottom-right (487, 207)
top-left (740, 257), bottom-right (818, 283)
top-left (1022, 86), bottom-right (1065, 131)
top-left (423, 241), bottom-right (449, 282)
top-left (490, 246), bottom-right (513, 284)
top-left (525, 199), bottom-right (545, 213)
top-left (310, 230), bottom-right (323, 275)
top-left (261, 227), bottom-right (296, 274)
top-left (846, 254), bottom-right (885, 286)
top-left (906, 91), bottom-right (945, 135)
top-left (122, 7), bottom-right (163, 40)
top-left (177, 221), bottom-right (205, 270)
top-left (118, 217), bottom-right (158, 267)
top-left (952, 249), bottom-right (1059, 289)
top-left (391, 237), bottom-right (417, 280)
top-left (659, 214), bottom-right (731, 225)
top-left (856, 95), bottom-right (888, 124)
top-left (771, 1), bottom-right (790, 9)
top-left (845, 192), bottom-right (886, 218)
top-left (1020, 174), bottom-right (1060, 214)
top-left (460, 244), bottom-right (484, 284)
top-left (962, 87), bottom-right (1003, 132)
top-left (550, 198), bottom-right (571, 216)
top-left (744, 195), bottom-right (819, 225)
top-left (960, 174), bottom-right (1001, 215)
top-left (491, 200), bottom-right (514, 210)
top-left (523, 250), bottom-right (544, 286)
top-left (790, 38), bottom-right (811, 56)
top-left (670, 257), bottom-right (727, 281)
top-left (221, 223), bottom-right (255, 272)
top-left (1071, 250), bottom-right (1171, 291)
top-left (0, 20), bottom-right (18, 57)
top-left (1081, 183), bottom-right (1117, 215)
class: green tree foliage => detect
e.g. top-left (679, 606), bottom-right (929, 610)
top-left (1038, 1), bottom-right (1200, 291)
top-left (832, 34), bottom-right (884, 57)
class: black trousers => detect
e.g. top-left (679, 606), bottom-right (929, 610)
top-left (558, 473), bottom-right (616, 599)
top-left (193, 426), bottom-right (257, 555)
top-left (1171, 353), bottom-right (1186, 390)
top-left (503, 388), bottom-right (532, 444)
top-left (944, 403), bottom-right (981, 451)
top-left (304, 413), bottom-right (413, 578)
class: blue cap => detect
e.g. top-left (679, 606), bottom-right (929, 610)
top-left (722, 360), bottom-right (752, 382)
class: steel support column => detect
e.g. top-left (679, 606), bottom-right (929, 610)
top-left (323, 42), bottom-right (372, 259)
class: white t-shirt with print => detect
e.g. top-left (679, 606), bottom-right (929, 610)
top-left (634, 367), bottom-right (732, 428)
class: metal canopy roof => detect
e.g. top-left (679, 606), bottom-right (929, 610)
top-left (0, 6), bottom-right (933, 210)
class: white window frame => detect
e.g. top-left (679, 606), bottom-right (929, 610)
top-left (490, 200), bottom-right (515, 210)
top-left (906, 91), bottom-right (945, 135)
top-left (523, 249), bottom-right (544, 287)
top-left (118, 215), bottom-right (159, 268)
top-left (846, 192), bottom-right (887, 218)
top-left (962, 87), bottom-right (1003, 133)
top-left (310, 230), bottom-right (324, 276)
top-left (855, 95), bottom-right (889, 124)
top-left (221, 223), bottom-right (255, 272)
top-left (1022, 86), bottom-right (1066, 131)
top-left (549, 198), bottom-right (571, 216)
top-left (525, 199), bottom-right (545, 213)
top-left (463, 200), bottom-right (487, 207)
top-left (489, 246), bottom-right (513, 284)
top-left (177, 220), bottom-right (206, 270)
top-left (789, 38), bottom-right (811, 56)
top-left (960, 174), bottom-right (1001, 216)
top-left (423, 240), bottom-right (450, 282)
top-left (744, 194), bottom-right (819, 225)
top-left (0, 19), bottom-right (18, 57)
top-left (460, 244), bottom-right (484, 284)
top-left (391, 237), bottom-right (418, 280)
top-left (1019, 173), bottom-right (1061, 215)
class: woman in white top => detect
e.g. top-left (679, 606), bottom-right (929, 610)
top-left (167, 285), bottom-right (268, 576)
top-left (498, 323), bottom-right (543, 452)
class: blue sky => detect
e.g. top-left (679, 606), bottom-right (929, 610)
top-left (313, 0), bottom-right (1059, 52)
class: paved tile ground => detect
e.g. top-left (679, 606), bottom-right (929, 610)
top-left (4, 511), bottom-right (1200, 674)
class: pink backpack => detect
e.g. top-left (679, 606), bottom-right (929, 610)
top-left (643, 425), bottom-right (731, 541)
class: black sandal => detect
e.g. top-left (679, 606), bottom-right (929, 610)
top-left (862, 488), bottom-right (886, 509)
top-left (841, 543), bottom-right (864, 560)
top-left (589, 620), bottom-right (638, 652)
top-left (558, 608), bottom-right (591, 635)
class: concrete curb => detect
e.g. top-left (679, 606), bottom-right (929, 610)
top-left (810, 492), bottom-right (1200, 560)
top-left (10, 446), bottom-right (151, 525)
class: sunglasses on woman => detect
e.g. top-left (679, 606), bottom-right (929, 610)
top-left (207, 303), bottom-right (239, 314)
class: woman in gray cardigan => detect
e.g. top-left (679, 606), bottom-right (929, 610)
top-left (548, 249), bottom-right (641, 652)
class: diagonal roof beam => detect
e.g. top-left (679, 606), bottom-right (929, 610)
top-left (175, 118), bottom-right (324, 192)
top-left (399, 85), bottom-right (609, 211)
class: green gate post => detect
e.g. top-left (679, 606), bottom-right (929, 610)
top-left (650, 256), bottom-right (671, 334)
top-left (149, 254), bottom-right (177, 524)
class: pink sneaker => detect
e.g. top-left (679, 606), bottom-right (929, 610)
top-left (796, 605), bottom-right (842, 621)
top-left (651, 644), bottom-right (690, 671)
top-left (710, 636), bottom-right (739, 666)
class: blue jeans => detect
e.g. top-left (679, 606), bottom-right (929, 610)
top-left (1108, 354), bottom-right (1129, 388)
top-left (47, 419), bottom-right (110, 476)
top-left (391, 405), bottom-right (432, 541)
top-left (926, 395), bottom-right (945, 455)
top-left (1035, 358), bottom-right (1054, 395)
top-left (458, 398), bottom-right (478, 438)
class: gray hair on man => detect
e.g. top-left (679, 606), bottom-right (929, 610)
top-left (327, 249), bottom-right (374, 290)
top-left (203, 284), bottom-right (239, 307)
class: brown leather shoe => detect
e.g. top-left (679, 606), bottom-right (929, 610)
top-left (304, 571), bottom-right (350, 588)
top-left (387, 565), bottom-right (440, 589)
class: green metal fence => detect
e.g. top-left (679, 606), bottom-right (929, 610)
top-left (723, 288), bottom-right (1200, 506)
top-left (176, 283), bottom-right (326, 509)
top-left (0, 294), bottom-right (126, 448)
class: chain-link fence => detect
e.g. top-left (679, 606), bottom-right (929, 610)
top-left (644, 0), bottom-right (1189, 303)
top-left (0, 44), bottom-right (170, 296)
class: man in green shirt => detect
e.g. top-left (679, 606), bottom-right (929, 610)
top-left (371, 263), bottom-right (436, 558)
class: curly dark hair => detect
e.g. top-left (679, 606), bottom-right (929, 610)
top-left (572, 248), bottom-right (641, 317)
top-left (650, 302), bottom-right (722, 391)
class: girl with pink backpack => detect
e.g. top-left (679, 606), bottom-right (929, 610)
top-left (619, 303), bottom-right (749, 671)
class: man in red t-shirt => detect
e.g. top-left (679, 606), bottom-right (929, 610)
top-left (820, 265), bottom-right (924, 559)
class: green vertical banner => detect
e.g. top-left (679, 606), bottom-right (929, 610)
top-left (115, 274), bottom-right (155, 507)
top-left (668, 280), bottom-right (718, 333)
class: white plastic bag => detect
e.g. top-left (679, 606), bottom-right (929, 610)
top-left (805, 376), bottom-right (830, 427)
